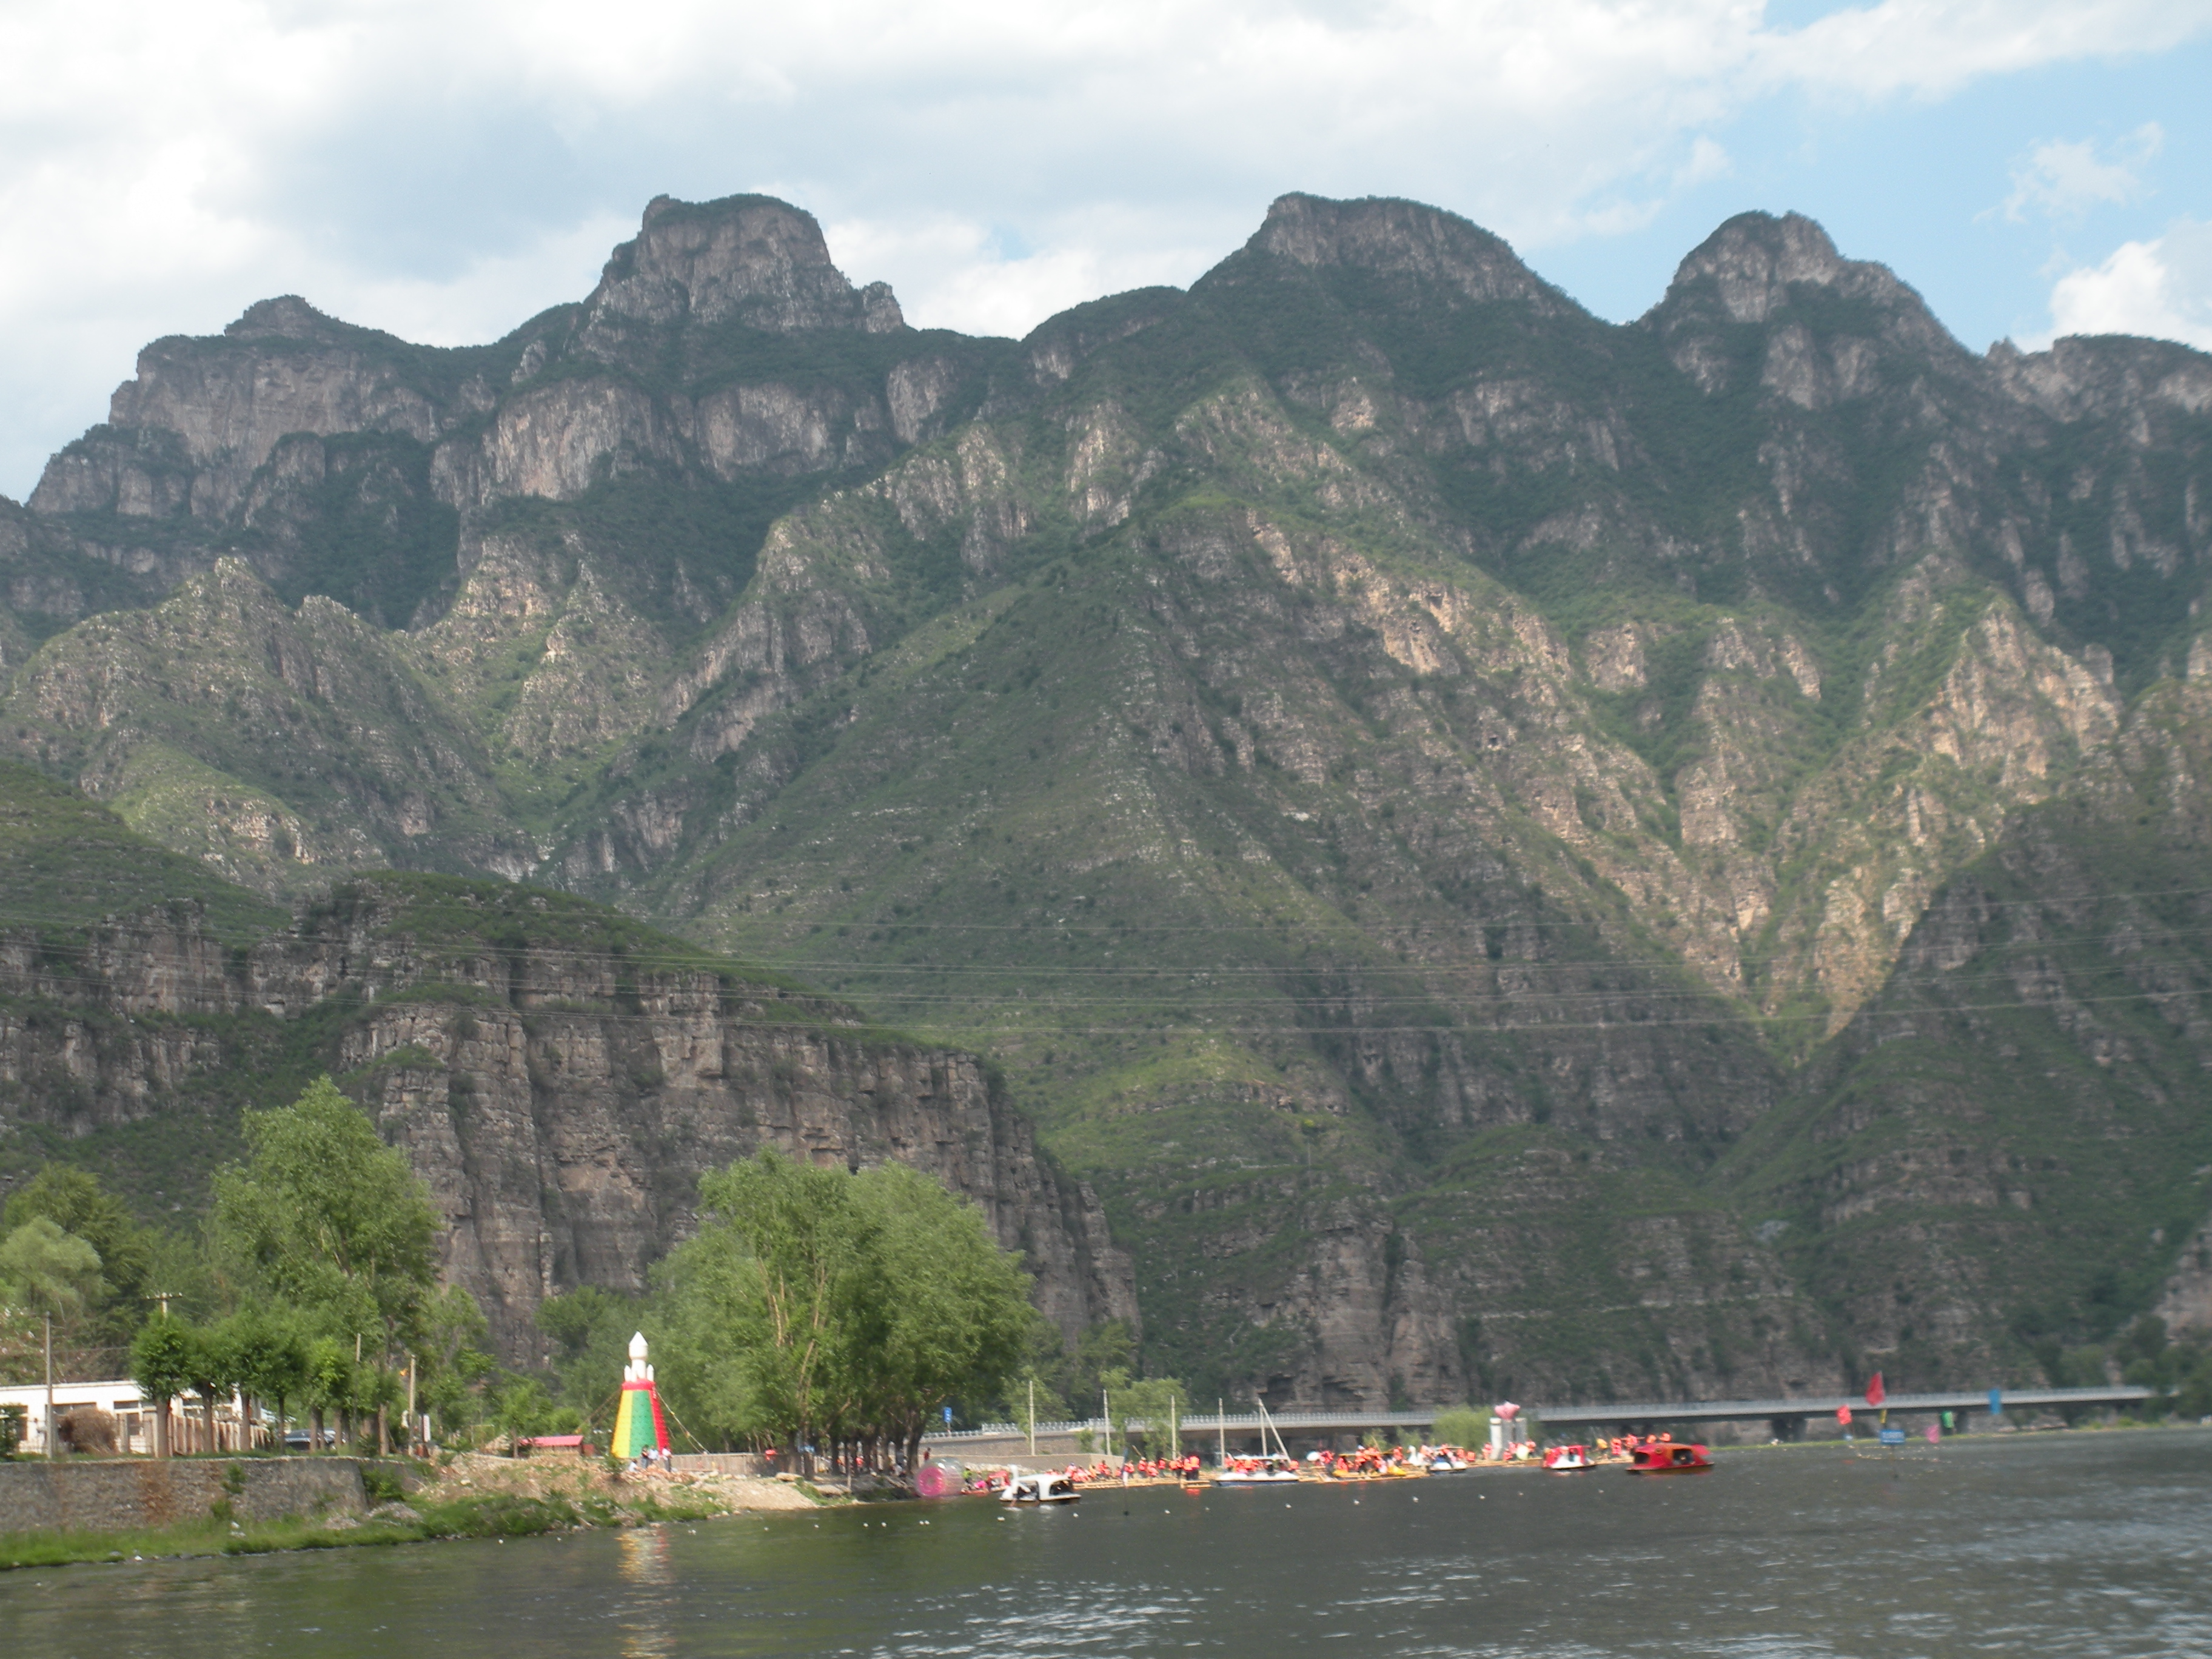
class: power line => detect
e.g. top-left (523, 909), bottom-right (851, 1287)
top-left (3, 946), bottom-right (2199, 1015)
top-left (0, 877), bottom-right (2204, 1042)
top-left (4, 902), bottom-right (2210, 984)
top-left (4, 878), bottom-right (2209, 957)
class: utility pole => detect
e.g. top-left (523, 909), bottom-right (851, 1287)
top-left (1026, 1377), bottom-right (1035, 1457)
top-left (43, 1310), bottom-right (55, 1462)
top-left (405, 1353), bottom-right (418, 1456)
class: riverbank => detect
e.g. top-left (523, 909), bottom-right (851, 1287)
top-left (0, 1450), bottom-right (824, 1572)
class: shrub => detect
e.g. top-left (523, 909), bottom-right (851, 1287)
top-left (56, 1409), bottom-right (119, 1456)
top-left (1431, 1406), bottom-right (1486, 1448)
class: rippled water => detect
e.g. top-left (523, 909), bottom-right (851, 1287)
top-left (9, 1429), bottom-right (2212, 1657)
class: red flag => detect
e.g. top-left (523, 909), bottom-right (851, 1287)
top-left (1865, 1373), bottom-right (1886, 1408)
top-left (1836, 1406), bottom-right (1852, 1426)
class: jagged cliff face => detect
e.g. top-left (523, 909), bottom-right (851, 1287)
top-left (5, 190), bottom-right (2211, 1404)
top-left (0, 876), bottom-right (1134, 1360)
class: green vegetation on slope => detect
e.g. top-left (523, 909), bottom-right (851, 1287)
top-left (0, 759), bottom-right (285, 942)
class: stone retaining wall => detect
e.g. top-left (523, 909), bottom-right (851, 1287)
top-left (0, 1457), bottom-right (391, 1533)
top-left (670, 1452), bottom-right (771, 1478)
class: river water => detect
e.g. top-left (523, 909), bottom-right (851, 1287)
top-left (8, 1429), bottom-right (2212, 1657)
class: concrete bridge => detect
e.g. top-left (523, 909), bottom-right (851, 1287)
top-left (931, 1386), bottom-right (2153, 1457)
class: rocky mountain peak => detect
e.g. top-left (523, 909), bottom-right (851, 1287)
top-left (1666, 212), bottom-right (1852, 323)
top-left (1656, 211), bottom-right (1951, 340)
top-left (223, 295), bottom-right (350, 344)
top-left (580, 193), bottom-right (905, 343)
top-left (1646, 211), bottom-right (1968, 399)
top-left (1242, 192), bottom-right (1560, 308)
top-left (1988, 333), bottom-right (2212, 423)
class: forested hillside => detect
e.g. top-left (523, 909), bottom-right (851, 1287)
top-left (4, 190), bottom-right (2210, 1407)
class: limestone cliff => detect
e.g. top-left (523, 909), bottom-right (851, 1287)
top-left (0, 877), bottom-right (1135, 1361)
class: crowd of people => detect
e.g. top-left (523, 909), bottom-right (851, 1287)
top-left (972, 1453), bottom-right (1206, 1491)
top-left (1594, 1433), bottom-right (1679, 1462)
top-left (962, 1429), bottom-right (1698, 1492)
top-left (1315, 1444), bottom-right (1435, 1476)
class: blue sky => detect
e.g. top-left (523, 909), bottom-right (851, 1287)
top-left (1532, 35), bottom-right (2212, 348)
top-left (2, 1), bottom-right (2209, 500)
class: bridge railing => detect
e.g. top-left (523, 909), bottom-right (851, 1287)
top-left (927, 1386), bottom-right (2152, 1442)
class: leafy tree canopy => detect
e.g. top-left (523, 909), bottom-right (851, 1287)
top-left (4, 1166), bottom-right (153, 1335)
top-left (130, 1318), bottom-right (195, 1404)
top-left (0, 1216), bottom-right (104, 1319)
top-left (210, 1076), bottom-right (438, 1355)
top-left (659, 1148), bottom-right (1033, 1463)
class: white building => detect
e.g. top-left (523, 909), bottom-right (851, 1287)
top-left (0, 1380), bottom-right (253, 1456)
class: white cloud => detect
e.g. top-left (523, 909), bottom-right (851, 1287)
top-left (1755, 0), bottom-right (2212, 98)
top-left (2, 0), bottom-right (2211, 494)
top-left (2046, 218), bottom-right (2212, 349)
top-left (823, 212), bottom-right (1219, 340)
top-left (2001, 124), bottom-right (2162, 223)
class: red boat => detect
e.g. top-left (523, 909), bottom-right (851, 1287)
top-left (1626, 1443), bottom-right (1712, 1475)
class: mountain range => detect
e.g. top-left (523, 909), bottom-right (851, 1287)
top-left (4, 189), bottom-right (2211, 1409)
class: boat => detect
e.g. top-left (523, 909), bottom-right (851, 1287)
top-left (1541, 1444), bottom-right (1598, 1472)
top-left (1425, 1450), bottom-right (1472, 1473)
top-left (1000, 1470), bottom-right (1080, 1504)
top-left (1625, 1442), bottom-right (1712, 1475)
top-left (1326, 1449), bottom-right (1426, 1481)
top-left (1217, 1454), bottom-right (1302, 1485)
top-left (1215, 1397), bottom-right (1303, 1485)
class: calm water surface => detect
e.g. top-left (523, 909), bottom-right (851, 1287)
top-left (8, 1430), bottom-right (2212, 1657)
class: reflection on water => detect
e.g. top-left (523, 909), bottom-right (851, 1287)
top-left (10, 1432), bottom-right (2212, 1657)
top-left (620, 1527), bottom-right (674, 1586)
top-left (618, 1526), bottom-right (677, 1657)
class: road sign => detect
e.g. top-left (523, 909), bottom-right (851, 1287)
top-left (1988, 1388), bottom-right (2003, 1417)
top-left (1879, 1427), bottom-right (1906, 1446)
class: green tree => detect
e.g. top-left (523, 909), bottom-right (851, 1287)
top-left (4, 1167), bottom-right (155, 1344)
top-left (491, 1375), bottom-right (555, 1445)
top-left (660, 1149), bottom-right (885, 1458)
top-left (1431, 1406), bottom-right (1486, 1449)
top-left (658, 1150), bottom-right (1035, 1470)
top-left (130, 1318), bottom-right (196, 1458)
top-left (214, 1307), bottom-right (310, 1449)
top-left (1065, 1319), bottom-right (1135, 1410)
top-left (0, 1217), bottom-right (104, 1459)
top-left (853, 1161), bottom-right (1032, 1469)
top-left (417, 1284), bottom-right (495, 1444)
top-left (212, 1076), bottom-right (439, 1451)
top-left (183, 1319), bottom-right (242, 1454)
top-left (1098, 1366), bottom-right (1188, 1456)
top-left (537, 1284), bottom-right (641, 1422)
top-left (301, 1338), bottom-right (358, 1453)
top-left (995, 1312), bottom-right (1074, 1431)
